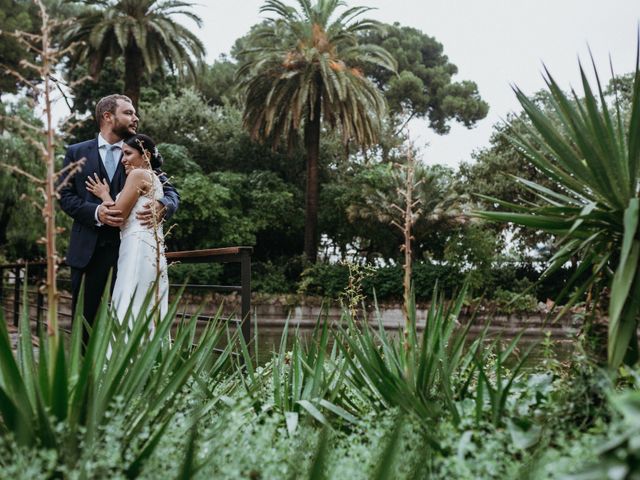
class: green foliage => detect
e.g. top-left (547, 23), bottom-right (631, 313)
top-left (141, 88), bottom-right (304, 178)
top-left (319, 158), bottom-right (478, 265)
top-left (336, 286), bottom-right (478, 431)
top-left (362, 22), bottom-right (489, 133)
top-left (140, 88), bottom-right (217, 151)
top-left (477, 59), bottom-right (640, 368)
top-left (168, 262), bottom-right (223, 286)
top-left (252, 260), bottom-right (299, 294)
top-left (491, 287), bottom-right (539, 313)
top-left (236, 0), bottom-right (395, 148)
top-left (0, 101), bottom-right (47, 260)
top-left (238, 319), bottom-right (359, 435)
top-left (299, 262), bottom-right (350, 297)
top-left (166, 170), bottom-right (299, 252)
top-left (473, 333), bottom-right (533, 427)
top-left (458, 93), bottom-right (559, 255)
top-left (64, 58), bottom-right (179, 144)
top-left (0, 0), bottom-right (37, 95)
top-left (157, 143), bottom-right (201, 178)
top-left (0, 280), bottom-right (632, 479)
top-left (569, 386), bottom-right (640, 479)
top-left (0, 282), bottom-right (235, 474)
top-left (237, 0), bottom-right (396, 261)
top-left (195, 57), bottom-right (240, 107)
top-left (300, 261), bottom-right (551, 303)
top-left (442, 223), bottom-right (501, 289)
top-left (62, 0), bottom-right (205, 105)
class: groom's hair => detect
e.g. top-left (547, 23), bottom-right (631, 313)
top-left (95, 94), bottom-right (133, 126)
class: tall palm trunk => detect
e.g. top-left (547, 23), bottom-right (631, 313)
top-left (303, 88), bottom-right (322, 263)
top-left (124, 41), bottom-right (144, 108)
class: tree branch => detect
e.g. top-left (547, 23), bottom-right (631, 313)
top-left (0, 162), bottom-right (46, 184)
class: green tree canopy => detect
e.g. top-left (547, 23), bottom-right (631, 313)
top-left (196, 56), bottom-right (239, 107)
top-left (62, 0), bottom-right (205, 107)
top-left (0, 101), bottom-right (49, 260)
top-left (362, 22), bottom-right (489, 134)
top-left (0, 0), bottom-right (37, 97)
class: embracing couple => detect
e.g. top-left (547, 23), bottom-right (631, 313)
top-left (60, 94), bottom-right (179, 345)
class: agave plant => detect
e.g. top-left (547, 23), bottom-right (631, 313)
top-left (477, 55), bottom-right (640, 368)
top-left (473, 332), bottom-right (533, 427)
top-left (336, 285), bottom-right (481, 435)
top-left (237, 318), bottom-right (358, 435)
top-left (0, 282), bottom-right (236, 475)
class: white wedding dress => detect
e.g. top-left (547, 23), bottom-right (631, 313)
top-left (111, 171), bottom-right (168, 333)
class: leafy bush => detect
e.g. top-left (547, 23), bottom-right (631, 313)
top-left (298, 261), bottom-right (567, 305)
top-left (251, 260), bottom-right (298, 294)
top-left (168, 262), bottom-right (223, 286)
top-left (0, 284), bottom-right (235, 476)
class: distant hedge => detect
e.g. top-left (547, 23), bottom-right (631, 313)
top-left (297, 261), bottom-right (578, 302)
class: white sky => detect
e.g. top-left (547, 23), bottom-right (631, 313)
top-left (192, 0), bottom-right (640, 167)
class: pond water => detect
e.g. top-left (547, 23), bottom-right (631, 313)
top-left (241, 322), bottom-right (576, 367)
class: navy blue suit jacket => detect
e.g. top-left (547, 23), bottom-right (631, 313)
top-left (59, 137), bottom-right (180, 269)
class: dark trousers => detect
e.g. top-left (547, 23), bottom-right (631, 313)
top-left (71, 241), bottom-right (119, 347)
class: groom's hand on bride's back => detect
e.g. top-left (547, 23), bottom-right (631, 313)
top-left (136, 200), bottom-right (166, 228)
top-left (98, 201), bottom-right (124, 227)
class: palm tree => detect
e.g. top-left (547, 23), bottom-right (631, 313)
top-left (64, 0), bottom-right (205, 107)
top-left (237, 0), bottom-right (396, 262)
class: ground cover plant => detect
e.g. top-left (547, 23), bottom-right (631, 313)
top-left (2, 1), bottom-right (640, 479)
top-left (0, 283), bottom-right (625, 479)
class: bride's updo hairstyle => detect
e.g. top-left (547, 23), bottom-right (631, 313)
top-left (124, 133), bottom-right (163, 169)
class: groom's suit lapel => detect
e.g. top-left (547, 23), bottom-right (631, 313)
top-left (86, 138), bottom-right (102, 177)
top-left (111, 153), bottom-right (126, 195)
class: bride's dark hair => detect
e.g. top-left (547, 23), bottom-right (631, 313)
top-left (124, 133), bottom-right (163, 169)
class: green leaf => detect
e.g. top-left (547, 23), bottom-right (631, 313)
top-left (297, 399), bottom-right (327, 424)
top-left (609, 198), bottom-right (640, 367)
top-left (507, 417), bottom-right (542, 449)
top-left (609, 198), bottom-right (640, 323)
top-left (612, 391), bottom-right (640, 428)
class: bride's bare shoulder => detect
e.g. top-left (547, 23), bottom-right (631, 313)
top-left (126, 169), bottom-right (154, 192)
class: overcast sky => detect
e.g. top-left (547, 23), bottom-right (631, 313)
top-left (191, 0), bottom-right (640, 168)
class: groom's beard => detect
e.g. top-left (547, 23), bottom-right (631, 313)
top-left (113, 121), bottom-right (137, 139)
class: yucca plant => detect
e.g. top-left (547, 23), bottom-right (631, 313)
top-left (473, 332), bottom-right (533, 427)
top-left (237, 318), bottom-right (358, 435)
top-left (477, 54), bottom-right (640, 368)
top-left (336, 285), bottom-right (480, 433)
top-left (0, 282), bottom-right (236, 475)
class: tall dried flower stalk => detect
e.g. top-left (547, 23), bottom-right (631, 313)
top-left (0, 0), bottom-right (85, 345)
top-left (135, 140), bottom-right (174, 328)
top-left (390, 145), bottom-right (423, 354)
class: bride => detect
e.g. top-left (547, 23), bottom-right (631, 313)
top-left (85, 133), bottom-right (168, 331)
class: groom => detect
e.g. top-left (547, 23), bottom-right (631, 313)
top-left (59, 94), bottom-right (180, 344)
